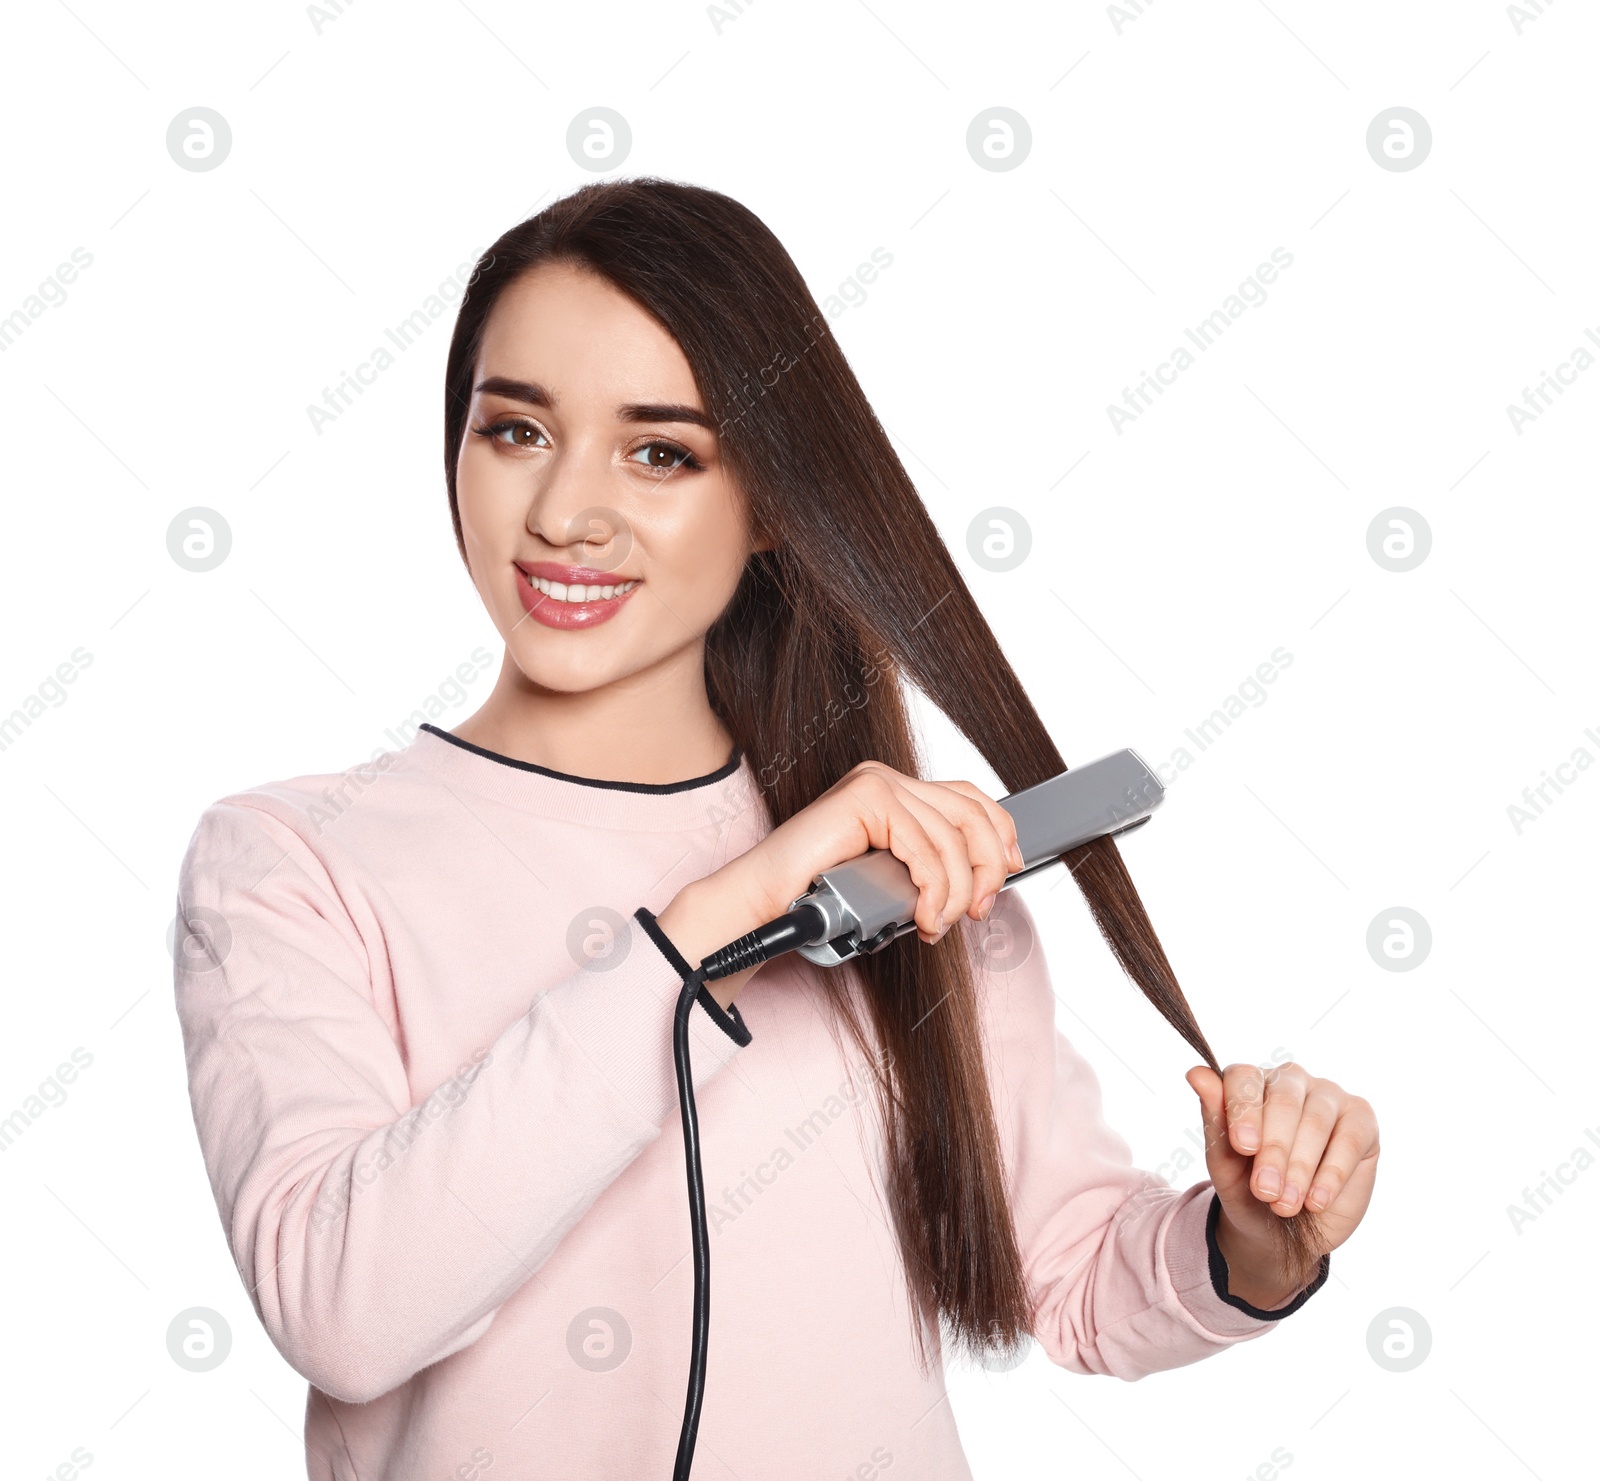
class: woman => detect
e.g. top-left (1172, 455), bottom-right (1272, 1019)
top-left (174, 177), bottom-right (1378, 1479)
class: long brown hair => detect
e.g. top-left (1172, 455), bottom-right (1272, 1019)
top-left (441, 177), bottom-right (1323, 1365)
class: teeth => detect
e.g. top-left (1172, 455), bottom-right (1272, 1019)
top-left (530, 574), bottom-right (638, 603)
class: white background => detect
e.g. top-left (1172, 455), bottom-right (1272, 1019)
top-left (2, 0), bottom-right (1595, 1476)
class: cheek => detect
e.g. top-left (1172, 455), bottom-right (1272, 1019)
top-left (651, 499), bottom-right (748, 607)
top-left (456, 460), bottom-right (525, 552)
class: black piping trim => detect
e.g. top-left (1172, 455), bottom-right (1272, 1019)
top-left (634, 906), bottom-right (752, 1048)
top-left (419, 724), bottom-right (741, 795)
top-left (1205, 1191), bottom-right (1329, 1320)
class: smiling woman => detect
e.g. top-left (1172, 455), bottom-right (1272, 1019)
top-left (444, 258), bottom-right (768, 778)
top-left (173, 176), bottom-right (1374, 1481)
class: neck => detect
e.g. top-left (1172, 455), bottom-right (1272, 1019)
top-left (450, 644), bottom-right (736, 785)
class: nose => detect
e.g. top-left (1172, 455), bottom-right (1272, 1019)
top-left (524, 442), bottom-right (633, 573)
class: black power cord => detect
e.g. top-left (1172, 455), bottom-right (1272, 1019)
top-left (669, 903), bottom-right (830, 1479)
top-left (670, 968), bottom-right (712, 1481)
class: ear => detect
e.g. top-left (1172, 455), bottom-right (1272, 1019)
top-left (748, 521), bottom-right (778, 556)
top-left (735, 482), bottom-right (776, 555)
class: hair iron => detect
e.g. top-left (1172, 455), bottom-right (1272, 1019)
top-left (709, 746), bottom-right (1164, 976)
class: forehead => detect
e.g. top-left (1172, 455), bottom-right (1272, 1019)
top-left (475, 261), bottom-right (701, 407)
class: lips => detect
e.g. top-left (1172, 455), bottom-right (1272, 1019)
top-left (514, 561), bottom-right (641, 631)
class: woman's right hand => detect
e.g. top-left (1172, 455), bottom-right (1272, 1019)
top-left (655, 760), bottom-right (1027, 1007)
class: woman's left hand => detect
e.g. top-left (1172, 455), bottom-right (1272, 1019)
top-left (1185, 1061), bottom-right (1379, 1306)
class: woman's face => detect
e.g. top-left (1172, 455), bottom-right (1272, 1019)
top-left (454, 259), bottom-right (763, 696)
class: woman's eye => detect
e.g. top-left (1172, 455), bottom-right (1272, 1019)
top-left (478, 419), bottom-right (547, 449)
top-left (629, 441), bottom-right (699, 473)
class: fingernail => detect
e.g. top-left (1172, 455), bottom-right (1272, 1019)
top-left (1236, 1126), bottom-right (1260, 1152)
top-left (1279, 1183), bottom-right (1300, 1209)
top-left (1008, 844), bottom-right (1024, 870)
top-left (977, 893), bottom-right (995, 919)
top-left (934, 912), bottom-right (944, 933)
top-left (1256, 1166), bottom-right (1281, 1198)
top-left (1308, 1185), bottom-right (1330, 1210)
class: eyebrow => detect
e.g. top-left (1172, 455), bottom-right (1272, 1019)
top-left (473, 375), bottom-right (717, 433)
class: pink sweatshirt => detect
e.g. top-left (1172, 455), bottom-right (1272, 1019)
top-left (172, 723), bottom-right (1326, 1480)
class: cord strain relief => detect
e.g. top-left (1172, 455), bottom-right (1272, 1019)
top-left (703, 929), bottom-right (767, 979)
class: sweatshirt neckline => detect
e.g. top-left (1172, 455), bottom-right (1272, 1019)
top-left (418, 723), bottom-right (743, 794)
top-left (408, 722), bottom-right (765, 832)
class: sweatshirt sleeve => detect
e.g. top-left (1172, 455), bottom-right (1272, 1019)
top-left (172, 799), bottom-right (748, 1406)
top-left (975, 892), bottom-right (1327, 1381)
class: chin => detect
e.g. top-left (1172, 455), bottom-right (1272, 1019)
top-left (507, 638), bottom-right (634, 694)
